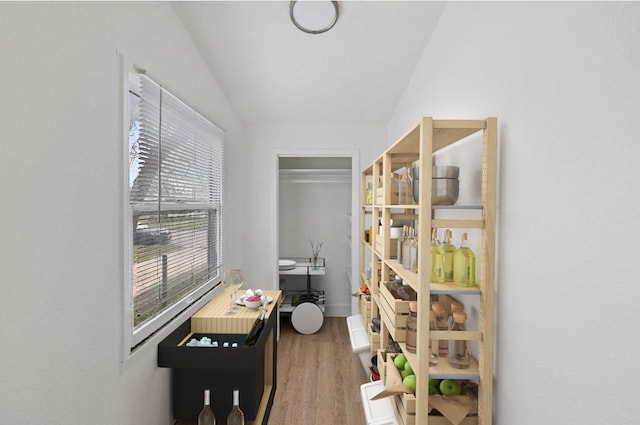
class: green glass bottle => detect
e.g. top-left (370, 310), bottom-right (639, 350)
top-left (453, 232), bottom-right (475, 286)
top-left (442, 229), bottom-right (456, 282)
top-left (430, 228), bottom-right (444, 283)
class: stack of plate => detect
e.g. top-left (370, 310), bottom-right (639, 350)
top-left (279, 259), bottom-right (296, 271)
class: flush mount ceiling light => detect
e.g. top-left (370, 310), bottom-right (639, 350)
top-left (290, 1), bottom-right (339, 35)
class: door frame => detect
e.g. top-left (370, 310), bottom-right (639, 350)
top-left (273, 148), bottom-right (360, 315)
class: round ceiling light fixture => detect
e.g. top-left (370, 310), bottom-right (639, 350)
top-left (290, 1), bottom-right (339, 35)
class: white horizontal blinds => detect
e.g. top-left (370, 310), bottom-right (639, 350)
top-left (129, 72), bottom-right (223, 332)
top-left (130, 75), bottom-right (161, 203)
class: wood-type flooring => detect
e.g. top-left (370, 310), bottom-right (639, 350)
top-left (267, 316), bottom-right (368, 424)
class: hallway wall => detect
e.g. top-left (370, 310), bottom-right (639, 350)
top-left (389, 2), bottom-right (640, 424)
top-left (0, 3), bottom-right (244, 424)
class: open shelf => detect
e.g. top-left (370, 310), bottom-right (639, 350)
top-left (358, 117), bottom-right (497, 425)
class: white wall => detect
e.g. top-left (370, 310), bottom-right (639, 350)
top-left (390, 2), bottom-right (640, 424)
top-left (0, 3), bottom-right (244, 424)
top-left (279, 173), bottom-right (352, 316)
top-left (241, 124), bottom-right (387, 293)
top-left (4, 2), bottom-right (637, 424)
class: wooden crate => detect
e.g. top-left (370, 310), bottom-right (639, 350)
top-left (427, 417), bottom-right (478, 425)
top-left (368, 322), bottom-right (380, 345)
top-left (428, 386), bottom-right (479, 425)
top-left (369, 323), bottom-right (381, 357)
top-left (377, 349), bottom-right (387, 382)
top-left (359, 294), bottom-right (372, 324)
top-left (375, 186), bottom-right (400, 205)
top-left (379, 281), bottom-right (411, 342)
top-left (368, 276), bottom-right (381, 296)
top-left (392, 392), bottom-right (416, 425)
top-left (375, 237), bottom-right (399, 258)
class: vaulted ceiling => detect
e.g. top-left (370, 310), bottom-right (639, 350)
top-left (172, 1), bottom-right (445, 126)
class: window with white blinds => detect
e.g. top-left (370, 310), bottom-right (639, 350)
top-left (128, 72), bottom-right (223, 348)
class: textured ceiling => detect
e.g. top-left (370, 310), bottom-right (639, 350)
top-left (173, 1), bottom-right (445, 126)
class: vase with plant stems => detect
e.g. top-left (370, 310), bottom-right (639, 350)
top-left (309, 238), bottom-right (324, 270)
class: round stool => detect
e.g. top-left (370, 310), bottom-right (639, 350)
top-left (291, 302), bottom-right (324, 334)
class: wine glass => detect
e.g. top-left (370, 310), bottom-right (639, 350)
top-left (223, 269), bottom-right (244, 313)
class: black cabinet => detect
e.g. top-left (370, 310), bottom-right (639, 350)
top-left (158, 304), bottom-right (278, 424)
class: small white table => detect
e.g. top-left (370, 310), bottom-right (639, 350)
top-left (279, 257), bottom-right (326, 334)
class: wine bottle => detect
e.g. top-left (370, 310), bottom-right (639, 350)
top-left (227, 390), bottom-right (245, 425)
top-left (198, 388), bottom-right (216, 425)
top-left (402, 226), bottom-right (413, 270)
top-left (245, 307), bottom-right (266, 346)
top-left (431, 227), bottom-right (445, 282)
top-left (397, 225), bottom-right (407, 263)
top-left (398, 171), bottom-right (412, 204)
top-left (409, 227), bottom-right (418, 273)
top-left (453, 232), bottom-right (476, 286)
top-left (428, 309), bottom-right (439, 365)
top-left (442, 229), bottom-right (456, 282)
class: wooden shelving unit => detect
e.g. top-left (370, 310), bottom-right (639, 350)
top-left (359, 117), bottom-right (497, 425)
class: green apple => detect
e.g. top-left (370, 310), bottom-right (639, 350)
top-left (439, 379), bottom-right (462, 395)
top-left (404, 361), bottom-right (414, 375)
top-left (401, 369), bottom-right (412, 379)
top-left (429, 382), bottom-right (441, 395)
top-left (403, 374), bottom-right (416, 393)
top-left (393, 353), bottom-right (407, 370)
top-left (429, 378), bottom-right (442, 395)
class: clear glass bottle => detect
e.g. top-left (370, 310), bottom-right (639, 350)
top-left (449, 302), bottom-right (464, 329)
top-left (198, 388), bottom-right (216, 425)
top-left (402, 226), bottom-right (413, 270)
top-left (442, 229), bottom-right (456, 282)
top-left (391, 173), bottom-right (400, 204)
top-left (453, 232), bottom-right (476, 286)
top-left (431, 301), bottom-right (448, 358)
top-left (448, 311), bottom-right (471, 369)
top-left (431, 302), bottom-right (448, 331)
top-left (431, 227), bottom-right (445, 283)
top-left (409, 228), bottom-right (418, 273)
top-left (397, 225), bottom-right (408, 264)
top-left (227, 390), bottom-right (245, 425)
top-left (398, 171), bottom-right (412, 205)
top-left (428, 309), bottom-right (439, 365)
top-left (406, 301), bottom-right (418, 354)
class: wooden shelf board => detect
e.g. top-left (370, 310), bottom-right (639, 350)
top-left (430, 330), bottom-right (482, 341)
top-left (432, 120), bottom-right (486, 152)
top-left (429, 356), bottom-right (479, 379)
top-left (428, 282), bottom-right (481, 295)
top-left (384, 258), bottom-right (419, 291)
top-left (432, 219), bottom-right (484, 229)
top-left (388, 122), bottom-right (421, 154)
top-left (385, 204), bottom-right (419, 209)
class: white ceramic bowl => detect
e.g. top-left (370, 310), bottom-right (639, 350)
top-left (390, 227), bottom-right (403, 239)
top-left (244, 298), bottom-right (263, 310)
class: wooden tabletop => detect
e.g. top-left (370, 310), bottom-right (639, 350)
top-left (190, 289), bottom-right (282, 334)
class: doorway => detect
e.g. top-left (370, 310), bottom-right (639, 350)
top-left (275, 150), bottom-right (360, 317)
